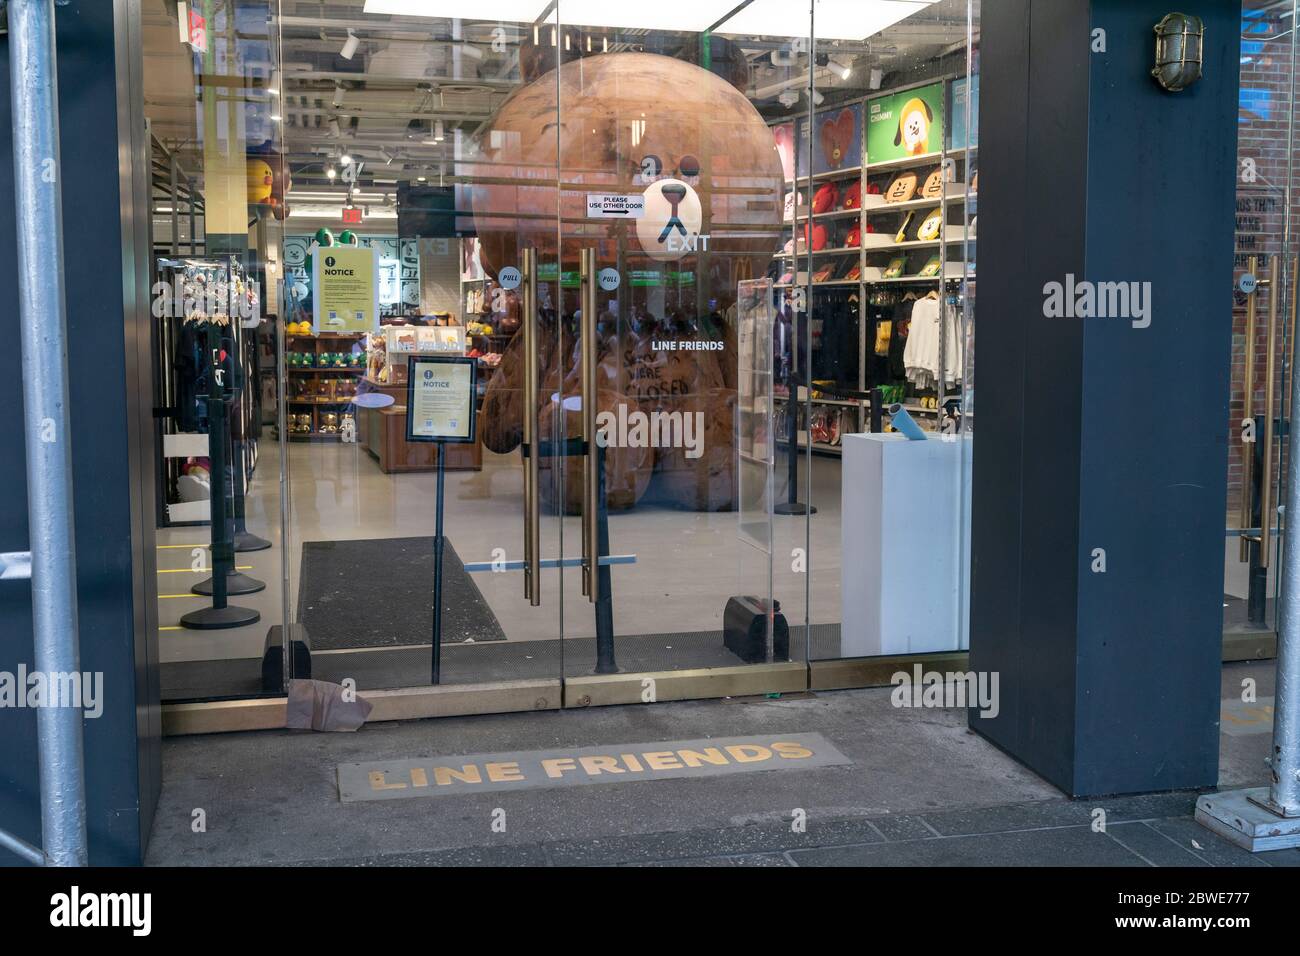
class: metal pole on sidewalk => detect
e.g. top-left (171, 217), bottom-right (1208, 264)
top-left (8, 0), bottom-right (89, 866)
top-left (1267, 266), bottom-right (1300, 819)
top-left (1198, 253), bottom-right (1300, 848)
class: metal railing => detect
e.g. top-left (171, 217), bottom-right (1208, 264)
top-left (0, 0), bottom-right (87, 868)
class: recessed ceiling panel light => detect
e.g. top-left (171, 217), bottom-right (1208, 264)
top-left (362, 0), bottom-right (936, 39)
top-left (719, 0), bottom-right (936, 41)
top-left (363, 1), bottom-right (555, 22)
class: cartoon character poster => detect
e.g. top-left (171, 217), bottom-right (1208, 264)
top-left (813, 103), bottom-right (862, 173)
top-left (772, 122), bottom-right (796, 182)
top-left (950, 75), bottom-right (979, 151)
top-left (791, 104), bottom-right (863, 178)
top-left (866, 81), bottom-right (945, 163)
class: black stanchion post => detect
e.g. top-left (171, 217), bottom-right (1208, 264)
top-left (181, 323), bottom-right (259, 630)
top-left (232, 433), bottom-right (271, 552)
top-left (593, 443), bottom-right (617, 674)
top-left (1248, 412), bottom-right (1267, 625)
top-left (774, 374), bottom-right (815, 516)
top-left (432, 448), bottom-right (445, 685)
top-left (193, 330), bottom-right (265, 596)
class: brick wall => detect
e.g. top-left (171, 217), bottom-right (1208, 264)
top-left (1230, 7), bottom-right (1294, 527)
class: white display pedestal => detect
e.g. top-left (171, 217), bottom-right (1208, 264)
top-left (840, 432), bottom-right (972, 657)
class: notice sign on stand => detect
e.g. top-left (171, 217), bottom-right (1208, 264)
top-left (405, 356), bottom-right (477, 443)
top-left (312, 245), bottom-right (379, 334)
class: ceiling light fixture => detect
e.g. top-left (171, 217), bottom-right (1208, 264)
top-left (828, 57), bottom-right (853, 80)
top-left (328, 117), bottom-right (342, 138)
top-left (269, 70), bottom-right (282, 96)
top-left (341, 152), bottom-right (354, 165)
top-left (433, 120), bottom-right (445, 142)
top-left (332, 83), bottom-right (346, 107)
top-left (326, 166), bottom-right (337, 179)
top-left (340, 29), bottom-right (360, 60)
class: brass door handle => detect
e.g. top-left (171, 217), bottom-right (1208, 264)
top-left (580, 248), bottom-right (599, 603)
top-left (1259, 253), bottom-right (1281, 568)
top-left (522, 247), bottom-right (541, 605)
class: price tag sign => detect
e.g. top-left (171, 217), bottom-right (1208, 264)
top-left (406, 356), bottom-right (478, 444)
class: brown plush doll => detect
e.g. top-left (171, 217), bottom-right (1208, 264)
top-left (474, 52), bottom-right (782, 512)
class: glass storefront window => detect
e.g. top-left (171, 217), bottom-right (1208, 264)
top-left (146, 1), bottom-right (288, 698)
top-left (122, 1), bottom-right (1300, 727)
top-left (139, 1), bottom-right (987, 707)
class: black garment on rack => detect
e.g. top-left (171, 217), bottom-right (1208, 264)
top-left (173, 319), bottom-right (205, 432)
top-left (175, 320), bottom-right (241, 434)
top-left (889, 299), bottom-right (914, 381)
top-left (809, 289), bottom-right (859, 389)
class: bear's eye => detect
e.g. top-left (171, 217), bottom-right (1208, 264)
top-left (678, 154), bottom-right (700, 178)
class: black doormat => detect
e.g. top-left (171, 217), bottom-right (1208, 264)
top-left (297, 536), bottom-right (507, 650)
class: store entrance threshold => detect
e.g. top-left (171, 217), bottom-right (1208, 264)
top-left (162, 625), bottom-right (1274, 736)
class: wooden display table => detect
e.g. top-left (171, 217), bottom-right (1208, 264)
top-left (357, 378), bottom-right (482, 473)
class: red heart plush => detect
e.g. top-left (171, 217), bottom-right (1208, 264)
top-left (820, 109), bottom-right (855, 169)
top-left (812, 182), bottom-right (839, 214)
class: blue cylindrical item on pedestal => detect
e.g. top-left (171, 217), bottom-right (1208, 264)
top-left (887, 403), bottom-right (928, 442)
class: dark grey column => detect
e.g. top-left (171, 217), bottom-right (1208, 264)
top-left (0, 0), bottom-right (159, 865)
top-left (970, 0), bottom-right (1239, 796)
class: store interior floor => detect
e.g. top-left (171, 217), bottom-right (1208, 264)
top-left (159, 436), bottom-right (1277, 699)
top-left (158, 438), bottom-right (848, 698)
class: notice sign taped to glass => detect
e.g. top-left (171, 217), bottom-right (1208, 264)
top-left (405, 355), bottom-right (477, 443)
top-left (312, 245), bottom-right (379, 334)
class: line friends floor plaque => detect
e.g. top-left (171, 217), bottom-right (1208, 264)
top-left (337, 733), bottom-right (851, 802)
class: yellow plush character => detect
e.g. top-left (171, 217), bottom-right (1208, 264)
top-left (894, 97), bottom-right (933, 156)
top-left (247, 158), bottom-right (274, 204)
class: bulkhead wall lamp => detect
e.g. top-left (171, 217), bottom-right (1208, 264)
top-left (1152, 12), bottom-right (1203, 91)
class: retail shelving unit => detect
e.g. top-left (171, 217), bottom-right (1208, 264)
top-left (770, 74), bottom-right (976, 455)
top-left (284, 332), bottom-right (366, 440)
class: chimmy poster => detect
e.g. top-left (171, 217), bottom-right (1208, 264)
top-left (866, 81), bottom-right (945, 164)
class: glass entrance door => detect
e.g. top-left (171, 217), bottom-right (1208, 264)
top-left (1226, 0), bottom-right (1296, 642)
top-left (547, 3), bottom-right (810, 682)
top-left (280, 9), bottom-right (568, 691)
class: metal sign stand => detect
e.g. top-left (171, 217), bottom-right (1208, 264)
top-left (431, 448), bottom-right (446, 684)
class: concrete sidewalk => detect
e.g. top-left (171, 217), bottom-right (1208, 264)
top-left (144, 662), bottom-right (1300, 867)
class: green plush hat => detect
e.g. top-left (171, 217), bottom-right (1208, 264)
top-left (338, 229), bottom-right (359, 246)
